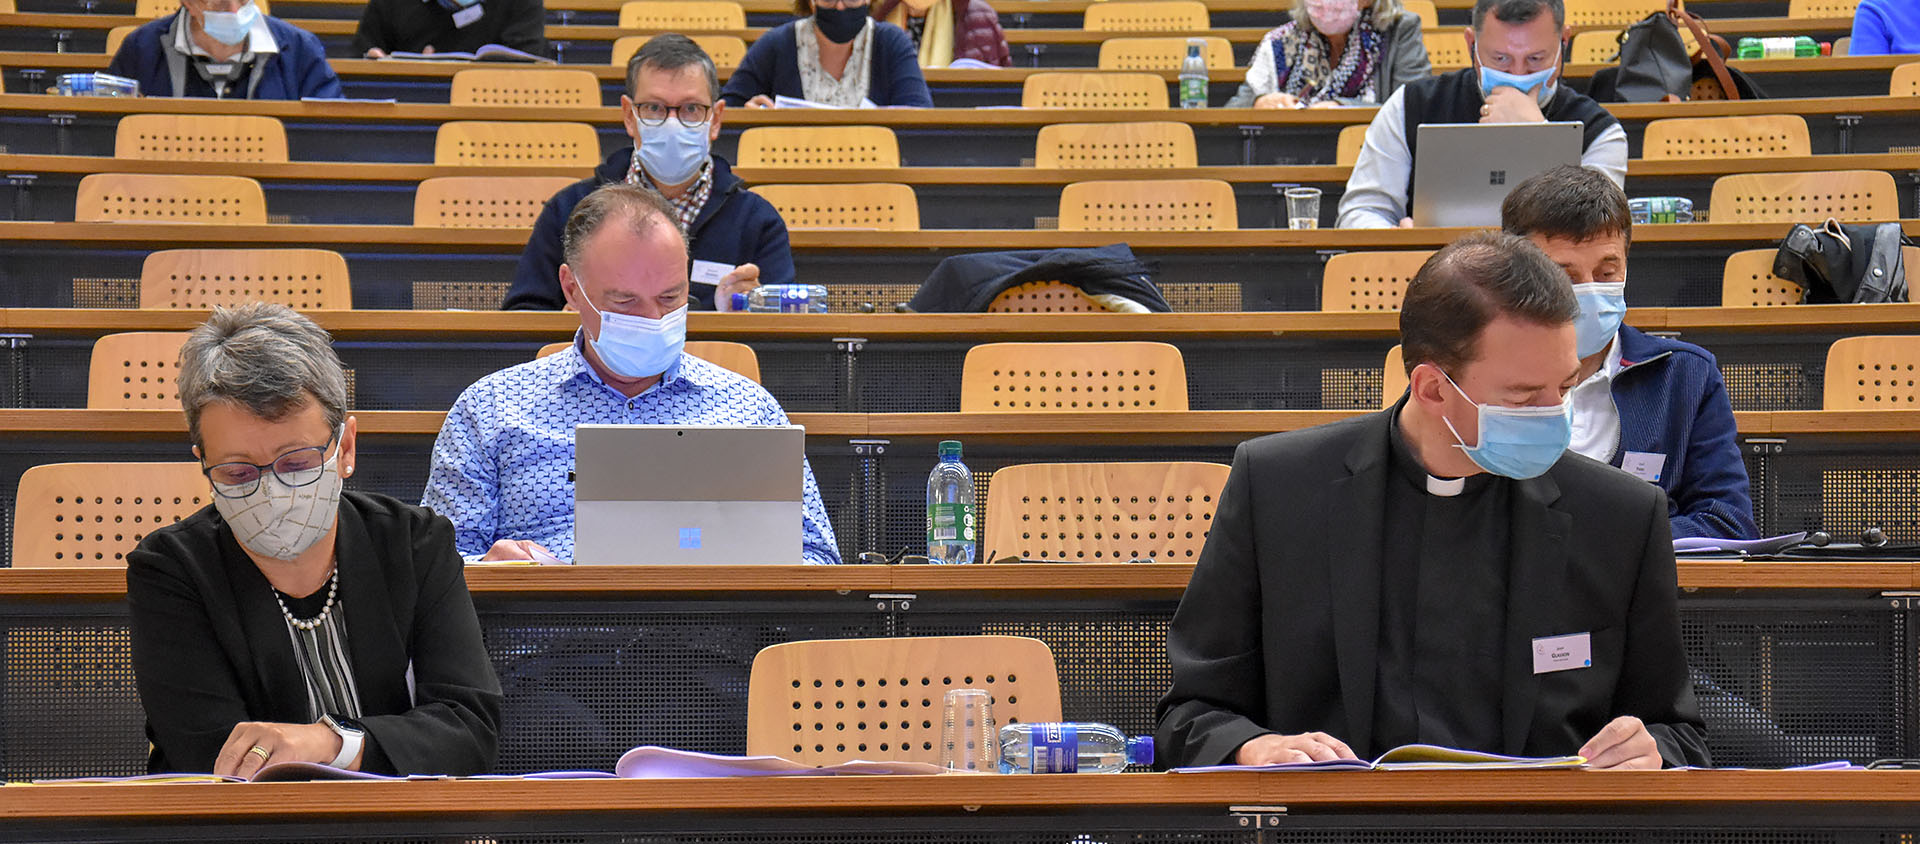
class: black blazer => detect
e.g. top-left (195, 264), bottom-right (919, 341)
top-left (127, 491), bottom-right (502, 775)
top-left (1155, 406), bottom-right (1710, 768)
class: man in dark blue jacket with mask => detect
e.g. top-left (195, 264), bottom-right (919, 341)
top-left (504, 34), bottom-right (794, 311)
top-left (107, 0), bottom-right (341, 100)
top-left (1501, 165), bottom-right (1758, 540)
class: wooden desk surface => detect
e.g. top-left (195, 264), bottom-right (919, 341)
top-left (251, 0), bottom-right (1781, 17)
top-left (5, 770), bottom-right (1920, 821)
top-left (6, 306), bottom-right (1919, 341)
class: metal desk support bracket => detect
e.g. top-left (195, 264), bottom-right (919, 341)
top-left (1238, 125), bottom-right (1263, 167)
top-left (835, 337), bottom-right (866, 413)
top-left (1230, 805), bottom-right (1289, 834)
top-left (7, 174), bottom-right (37, 221)
top-left (1026, 44), bottom-right (1046, 69)
top-left (851, 438), bottom-right (890, 559)
top-left (47, 113), bottom-right (75, 156)
top-left (1315, 249), bottom-right (1345, 264)
top-left (17, 67), bottom-right (47, 95)
top-left (1, 334), bottom-right (31, 409)
top-left (51, 30), bottom-right (71, 54)
top-left (1907, 171), bottom-right (1920, 217)
top-left (1834, 115), bottom-right (1862, 154)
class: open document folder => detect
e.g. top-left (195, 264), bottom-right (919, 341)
top-left (616, 746), bottom-right (944, 778)
top-left (1173, 744), bottom-right (1587, 773)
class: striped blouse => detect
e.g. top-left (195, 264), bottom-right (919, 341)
top-left (274, 587), bottom-right (364, 721)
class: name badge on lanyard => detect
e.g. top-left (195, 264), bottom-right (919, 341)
top-left (452, 3), bottom-right (485, 28)
top-left (1531, 632), bottom-right (1592, 675)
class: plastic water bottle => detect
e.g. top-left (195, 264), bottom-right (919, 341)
top-left (926, 440), bottom-right (976, 564)
top-left (1179, 38), bottom-right (1208, 109)
top-left (1628, 196), bottom-right (1695, 224)
top-left (1735, 36), bottom-right (1818, 59)
top-left (998, 722), bottom-right (1155, 773)
top-left (731, 284), bottom-right (830, 313)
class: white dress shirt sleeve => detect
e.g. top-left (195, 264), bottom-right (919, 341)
top-left (1335, 87), bottom-right (1412, 229)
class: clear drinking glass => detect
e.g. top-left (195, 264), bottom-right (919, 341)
top-left (940, 689), bottom-right (998, 773)
top-left (1286, 186), bottom-right (1323, 230)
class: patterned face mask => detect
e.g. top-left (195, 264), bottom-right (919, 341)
top-left (212, 427), bottom-right (345, 560)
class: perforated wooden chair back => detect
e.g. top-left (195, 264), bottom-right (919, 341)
top-left (1059, 178), bottom-right (1235, 231)
top-left (1035, 121), bottom-right (1195, 169)
top-left (106, 24), bottom-right (136, 54)
top-left (537, 340), bottom-right (761, 380)
top-left (1787, 0), bottom-right (1856, 16)
top-left (114, 114), bottom-right (288, 163)
top-left (612, 34), bottom-right (748, 67)
top-left (1320, 250), bottom-right (1434, 311)
top-left (987, 281), bottom-right (1105, 313)
top-left (1082, 0), bottom-right (1207, 31)
top-left (1423, 29), bottom-right (1469, 66)
top-left (1642, 115), bottom-right (1810, 159)
top-left (1571, 28), bottom-right (1696, 63)
top-left (1708, 170), bottom-right (1900, 223)
top-left (1895, 62), bottom-right (1920, 97)
top-left (414, 176), bottom-right (578, 228)
top-left (1336, 124), bottom-right (1368, 166)
top-left (433, 121), bottom-right (601, 166)
top-left (86, 332), bottom-right (188, 409)
top-left (75, 173), bottom-right (266, 224)
top-left (450, 68), bottom-right (602, 107)
top-left (1383, 345), bottom-right (1407, 407)
top-left (746, 635), bottom-right (1062, 766)
top-left (139, 248), bottom-right (351, 309)
top-left (960, 341), bottom-right (1188, 412)
top-left (750, 183), bottom-right (919, 230)
top-left (13, 463), bottom-right (210, 567)
top-left (137, 0), bottom-right (266, 15)
top-left (736, 126), bottom-right (899, 169)
top-left (1022, 72), bottom-right (1168, 109)
top-left (1720, 248), bottom-right (1804, 307)
top-left (1564, 0), bottom-right (1666, 28)
top-left (1401, 0), bottom-right (1437, 26)
top-left (618, 0), bottom-right (745, 29)
top-left (983, 461), bottom-right (1229, 564)
top-left (1096, 36), bottom-right (1232, 70)
top-left (1824, 336), bottom-right (1920, 409)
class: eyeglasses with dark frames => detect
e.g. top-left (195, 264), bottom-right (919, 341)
top-left (632, 102), bottom-right (713, 127)
top-left (203, 428), bottom-right (341, 498)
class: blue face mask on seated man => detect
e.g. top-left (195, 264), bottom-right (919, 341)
top-left (635, 119), bottom-right (710, 187)
top-left (1477, 48), bottom-right (1560, 107)
top-left (1573, 282), bottom-right (1627, 359)
top-left (576, 283), bottom-right (688, 379)
top-left (200, 2), bottom-right (261, 46)
top-left (1438, 368), bottom-right (1573, 480)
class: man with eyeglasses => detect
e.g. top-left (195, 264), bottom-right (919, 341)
top-left (504, 34), bottom-right (793, 312)
top-left (107, 0), bottom-right (341, 99)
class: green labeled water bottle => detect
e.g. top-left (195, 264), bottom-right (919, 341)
top-left (1735, 36), bottom-right (1818, 59)
top-left (1179, 38), bottom-right (1208, 108)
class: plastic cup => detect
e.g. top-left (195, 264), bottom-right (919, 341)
top-left (1286, 187), bottom-right (1323, 230)
top-left (940, 689), bottom-right (998, 773)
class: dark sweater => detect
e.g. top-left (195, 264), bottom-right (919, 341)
top-left (719, 19), bottom-right (935, 107)
top-left (106, 14), bottom-right (342, 100)
top-left (503, 150), bottom-right (795, 310)
top-left (1611, 325), bottom-right (1759, 541)
top-left (352, 0), bottom-right (548, 57)
top-left (1400, 67), bottom-right (1619, 210)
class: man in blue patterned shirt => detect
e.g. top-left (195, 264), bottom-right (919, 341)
top-left (423, 183), bottom-right (840, 564)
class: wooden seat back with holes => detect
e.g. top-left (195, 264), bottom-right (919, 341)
top-left (1788, 0), bottom-right (1856, 16)
top-left (1401, 0), bottom-right (1437, 26)
top-left (960, 342), bottom-right (1188, 412)
top-left (982, 461), bottom-right (1229, 564)
top-left (1096, 36), bottom-right (1233, 71)
top-left (137, 0), bottom-right (266, 14)
top-left (1059, 178), bottom-right (1236, 231)
top-left (1336, 124), bottom-right (1368, 166)
top-left (1896, 62), bottom-right (1920, 97)
top-left (612, 34), bottom-right (747, 68)
top-left (414, 176), bottom-right (580, 228)
top-left (745, 635), bottom-right (1062, 766)
top-left (87, 332), bottom-right (188, 409)
top-left (75, 173), bottom-right (266, 224)
top-left (538, 339), bottom-right (763, 382)
top-left (1320, 250), bottom-right (1435, 312)
top-left (750, 183), bottom-right (919, 230)
top-left (736, 126), bottom-right (899, 169)
top-left (13, 463), bottom-right (210, 567)
top-left (987, 281), bottom-right (1105, 313)
top-left (114, 114), bottom-right (289, 163)
top-left (1721, 248), bottom-right (1805, 307)
top-left (1035, 121), bottom-right (1196, 169)
top-left (1571, 28), bottom-right (1698, 63)
top-left (1422, 29), bottom-right (1468, 65)
top-left (450, 68), bottom-right (603, 107)
top-left (1021, 72), bottom-right (1168, 109)
top-left (138, 248), bottom-right (352, 310)
top-left (1383, 344), bottom-right (1407, 407)
top-left (1642, 115), bottom-right (1810, 159)
top-left (106, 23), bottom-right (136, 54)
top-left (618, 0), bottom-right (746, 29)
top-left (1082, 0), bottom-right (1207, 31)
top-left (1708, 170), bottom-right (1901, 223)
top-left (1825, 337), bottom-right (1920, 409)
top-left (433, 121), bottom-right (601, 166)
top-left (1564, 0), bottom-right (1668, 28)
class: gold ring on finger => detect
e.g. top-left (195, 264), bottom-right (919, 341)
top-left (249, 745), bottom-right (270, 761)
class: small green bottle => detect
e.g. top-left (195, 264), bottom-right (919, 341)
top-left (1735, 36), bottom-right (1819, 59)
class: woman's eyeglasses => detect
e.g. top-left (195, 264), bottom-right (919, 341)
top-left (203, 430), bottom-right (339, 498)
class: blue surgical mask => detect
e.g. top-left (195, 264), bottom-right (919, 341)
top-left (1573, 281), bottom-right (1626, 359)
top-left (1438, 369), bottom-right (1572, 480)
top-left (634, 118), bottom-right (710, 188)
top-left (201, 3), bottom-right (260, 46)
top-left (577, 287), bottom-right (687, 379)
top-left (1477, 49), bottom-right (1560, 107)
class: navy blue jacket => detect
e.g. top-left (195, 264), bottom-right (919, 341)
top-left (502, 150), bottom-right (795, 310)
top-left (719, 19), bottom-right (934, 108)
top-left (1611, 325), bottom-right (1759, 541)
top-left (106, 14), bottom-right (342, 100)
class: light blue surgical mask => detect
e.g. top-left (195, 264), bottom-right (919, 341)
top-left (576, 286), bottom-right (687, 379)
top-left (1438, 368), bottom-right (1571, 480)
top-left (1573, 281), bottom-right (1626, 359)
top-left (1477, 47), bottom-right (1560, 107)
top-left (635, 119), bottom-right (710, 188)
top-left (200, 3), bottom-right (260, 46)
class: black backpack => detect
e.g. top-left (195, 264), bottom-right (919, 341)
top-left (1592, 0), bottom-right (1754, 102)
top-left (1772, 219), bottom-right (1913, 304)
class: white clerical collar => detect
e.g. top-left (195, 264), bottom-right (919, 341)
top-left (1426, 474), bottom-right (1466, 497)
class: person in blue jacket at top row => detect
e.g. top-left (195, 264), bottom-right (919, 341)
top-left (1848, 0), bottom-right (1920, 56)
top-left (721, 0), bottom-right (936, 108)
top-left (107, 0), bottom-right (341, 100)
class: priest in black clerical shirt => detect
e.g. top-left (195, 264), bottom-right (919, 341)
top-left (1155, 231), bottom-right (1709, 770)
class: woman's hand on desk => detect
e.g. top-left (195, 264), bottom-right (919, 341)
top-left (1234, 731), bottom-right (1357, 765)
top-left (1578, 715), bottom-right (1662, 770)
top-left (214, 721), bottom-right (345, 778)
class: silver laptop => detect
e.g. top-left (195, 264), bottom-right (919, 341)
top-left (1411, 122), bottom-right (1583, 228)
top-left (573, 424), bottom-right (805, 565)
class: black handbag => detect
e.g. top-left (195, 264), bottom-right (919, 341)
top-left (1594, 0), bottom-right (1745, 103)
top-left (1772, 219), bottom-right (1913, 304)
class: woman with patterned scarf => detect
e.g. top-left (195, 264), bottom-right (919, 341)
top-left (1227, 0), bottom-right (1430, 108)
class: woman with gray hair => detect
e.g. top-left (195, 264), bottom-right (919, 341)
top-left (126, 302), bottom-right (501, 778)
top-left (1226, 0), bottom-right (1430, 108)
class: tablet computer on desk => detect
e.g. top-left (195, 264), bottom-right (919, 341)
top-left (573, 424), bottom-right (805, 565)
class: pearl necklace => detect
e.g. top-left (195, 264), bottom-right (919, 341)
top-left (274, 569), bottom-right (339, 632)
